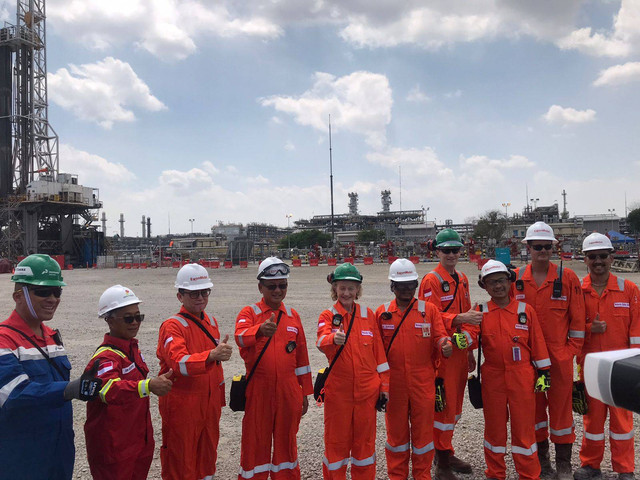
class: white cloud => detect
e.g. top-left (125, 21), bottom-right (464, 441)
top-left (284, 141), bottom-right (295, 151)
top-left (444, 90), bottom-right (463, 99)
top-left (593, 61), bottom-right (640, 86)
top-left (556, 27), bottom-right (630, 57)
top-left (406, 85), bottom-right (430, 103)
top-left (542, 105), bottom-right (596, 126)
top-left (159, 167), bottom-right (213, 193)
top-left (48, 57), bottom-right (166, 129)
top-left (260, 71), bottom-right (392, 148)
top-left (460, 154), bottom-right (535, 169)
top-left (47, 0), bottom-right (281, 61)
top-left (59, 144), bottom-right (135, 186)
top-left (366, 147), bottom-right (452, 178)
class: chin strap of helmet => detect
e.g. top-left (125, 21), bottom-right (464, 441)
top-left (22, 286), bottom-right (39, 320)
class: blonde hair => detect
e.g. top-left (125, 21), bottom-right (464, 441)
top-left (330, 282), bottom-right (362, 301)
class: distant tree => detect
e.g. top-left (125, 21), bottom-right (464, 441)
top-left (279, 229), bottom-right (331, 249)
top-left (472, 210), bottom-right (508, 244)
top-left (357, 229), bottom-right (386, 243)
top-left (627, 208), bottom-right (640, 234)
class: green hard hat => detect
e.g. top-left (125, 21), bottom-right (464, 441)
top-left (11, 254), bottom-right (66, 286)
top-left (330, 262), bottom-right (363, 283)
top-left (435, 228), bottom-right (463, 248)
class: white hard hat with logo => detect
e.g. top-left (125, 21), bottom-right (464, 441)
top-left (175, 263), bottom-right (214, 290)
top-left (582, 232), bottom-right (613, 252)
top-left (522, 221), bottom-right (558, 244)
top-left (389, 258), bottom-right (418, 281)
top-left (98, 284), bottom-right (141, 317)
top-left (257, 257), bottom-right (290, 280)
top-left (480, 259), bottom-right (509, 280)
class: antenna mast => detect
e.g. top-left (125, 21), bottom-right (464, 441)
top-left (328, 115), bottom-right (335, 249)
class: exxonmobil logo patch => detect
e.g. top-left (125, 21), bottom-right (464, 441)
top-left (397, 271), bottom-right (413, 275)
top-left (190, 276), bottom-right (208, 281)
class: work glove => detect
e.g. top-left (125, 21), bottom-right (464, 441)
top-left (452, 330), bottom-right (469, 350)
top-left (435, 377), bottom-right (446, 412)
top-left (534, 369), bottom-right (551, 393)
top-left (64, 360), bottom-right (103, 401)
top-left (572, 381), bottom-right (589, 415)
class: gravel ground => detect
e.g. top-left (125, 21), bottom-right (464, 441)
top-left (2, 260), bottom-right (638, 479)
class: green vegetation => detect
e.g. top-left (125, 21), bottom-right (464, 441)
top-left (279, 229), bottom-right (331, 249)
top-left (357, 229), bottom-right (386, 243)
top-left (627, 208), bottom-right (640, 234)
top-left (472, 210), bottom-right (508, 244)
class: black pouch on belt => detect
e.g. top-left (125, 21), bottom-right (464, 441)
top-left (572, 380), bottom-right (588, 415)
top-left (229, 374), bottom-right (247, 412)
top-left (314, 367), bottom-right (329, 402)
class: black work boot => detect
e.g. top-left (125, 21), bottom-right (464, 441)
top-left (449, 453), bottom-right (472, 474)
top-left (573, 465), bottom-right (602, 480)
top-left (555, 443), bottom-right (573, 480)
top-left (434, 449), bottom-right (459, 480)
top-left (537, 439), bottom-right (556, 478)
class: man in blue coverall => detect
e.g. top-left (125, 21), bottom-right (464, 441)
top-left (0, 254), bottom-right (102, 480)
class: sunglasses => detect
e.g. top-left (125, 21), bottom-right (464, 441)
top-left (393, 281), bottom-right (419, 290)
top-left (258, 263), bottom-right (291, 279)
top-left (587, 253), bottom-right (610, 260)
top-left (439, 248), bottom-right (460, 254)
top-left (180, 288), bottom-right (211, 299)
top-left (263, 283), bottom-right (288, 291)
top-left (531, 244), bottom-right (553, 251)
top-left (117, 313), bottom-right (145, 324)
top-left (484, 277), bottom-right (510, 288)
top-left (30, 287), bottom-right (63, 298)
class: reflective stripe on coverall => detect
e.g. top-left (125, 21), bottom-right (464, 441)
top-left (317, 302), bottom-right (390, 480)
top-left (480, 301), bottom-right (551, 480)
top-left (234, 299), bottom-right (313, 479)
top-left (577, 274), bottom-right (639, 474)
top-left (513, 263), bottom-right (585, 443)
top-left (157, 307), bottom-right (226, 480)
top-left (0, 310), bottom-right (74, 480)
top-left (84, 334), bottom-right (154, 480)
top-left (418, 264), bottom-right (478, 452)
top-left (376, 299), bottom-right (449, 480)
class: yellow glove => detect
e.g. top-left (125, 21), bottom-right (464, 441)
top-left (535, 370), bottom-right (551, 392)
top-left (452, 331), bottom-right (469, 350)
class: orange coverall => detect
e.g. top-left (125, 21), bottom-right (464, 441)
top-left (156, 307), bottom-right (226, 480)
top-left (234, 300), bottom-right (313, 480)
top-left (577, 274), bottom-right (640, 474)
top-left (513, 263), bottom-right (585, 444)
top-left (419, 264), bottom-right (477, 452)
top-left (480, 300), bottom-right (551, 480)
top-left (376, 299), bottom-right (449, 480)
top-left (317, 302), bottom-right (390, 480)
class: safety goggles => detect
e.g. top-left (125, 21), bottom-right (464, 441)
top-left (30, 286), bottom-right (63, 298)
top-left (439, 248), bottom-right (460, 254)
top-left (258, 263), bottom-right (290, 279)
top-left (262, 282), bottom-right (288, 291)
top-left (393, 281), bottom-right (418, 290)
top-left (586, 253), bottom-right (610, 260)
top-left (117, 313), bottom-right (145, 324)
top-left (530, 244), bottom-right (553, 251)
top-left (180, 288), bottom-right (211, 299)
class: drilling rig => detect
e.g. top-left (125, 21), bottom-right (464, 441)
top-left (0, 0), bottom-right (102, 265)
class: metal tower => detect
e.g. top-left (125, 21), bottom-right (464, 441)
top-left (0, 0), bottom-right (102, 264)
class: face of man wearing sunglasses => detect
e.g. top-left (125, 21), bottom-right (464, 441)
top-left (177, 288), bottom-right (211, 316)
top-left (106, 303), bottom-right (144, 340)
top-left (259, 279), bottom-right (288, 310)
top-left (13, 284), bottom-right (62, 323)
top-left (527, 240), bottom-right (554, 263)
top-left (584, 249), bottom-right (612, 278)
top-left (436, 247), bottom-right (461, 273)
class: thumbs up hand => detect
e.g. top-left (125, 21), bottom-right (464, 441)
top-left (334, 323), bottom-right (346, 345)
top-left (149, 368), bottom-right (174, 396)
top-left (209, 334), bottom-right (233, 362)
top-left (591, 313), bottom-right (606, 334)
top-left (259, 313), bottom-right (278, 337)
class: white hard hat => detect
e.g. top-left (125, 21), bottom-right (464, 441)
top-left (582, 232), bottom-right (613, 252)
top-left (480, 260), bottom-right (509, 280)
top-left (522, 221), bottom-right (558, 244)
top-left (257, 257), bottom-right (290, 280)
top-left (389, 258), bottom-right (418, 281)
top-left (175, 263), bottom-right (214, 290)
top-left (98, 284), bottom-right (141, 317)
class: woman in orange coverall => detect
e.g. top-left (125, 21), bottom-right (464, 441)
top-left (84, 285), bottom-right (173, 480)
top-left (317, 262), bottom-right (390, 480)
top-left (477, 261), bottom-right (551, 480)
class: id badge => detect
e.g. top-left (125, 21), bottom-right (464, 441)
top-left (512, 346), bottom-right (521, 362)
top-left (422, 324), bottom-right (431, 338)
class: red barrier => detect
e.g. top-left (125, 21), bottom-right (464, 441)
top-left (327, 258), bottom-right (337, 266)
top-left (172, 261), bottom-right (181, 268)
top-left (292, 259), bottom-right (302, 267)
top-left (140, 264), bottom-right (148, 269)
top-left (66, 264), bottom-right (73, 270)
top-left (343, 257), bottom-right (354, 264)
top-left (125, 263), bottom-right (132, 269)
top-left (224, 261), bottom-right (233, 269)
top-left (117, 263), bottom-right (124, 269)
top-left (132, 263), bottom-right (140, 269)
top-left (151, 262), bottom-right (158, 268)
top-left (363, 257), bottom-right (374, 265)
top-left (409, 256), bottom-right (420, 264)
top-left (240, 261), bottom-right (248, 268)
top-left (211, 261), bottom-right (220, 269)
top-left (477, 258), bottom-right (490, 270)
top-left (388, 256), bottom-right (398, 264)
top-left (309, 259), bottom-right (319, 266)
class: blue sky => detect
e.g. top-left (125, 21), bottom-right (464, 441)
top-left (7, 1), bottom-right (639, 235)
